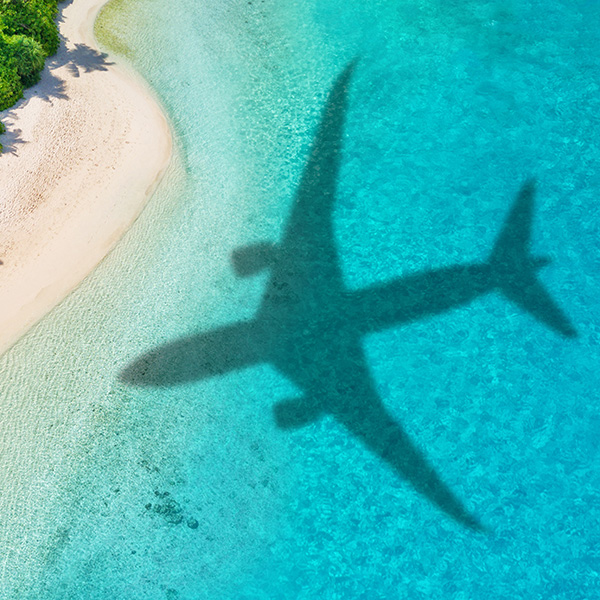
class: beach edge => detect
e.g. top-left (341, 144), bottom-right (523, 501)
top-left (0, 0), bottom-right (173, 357)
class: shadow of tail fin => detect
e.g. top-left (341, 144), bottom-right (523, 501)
top-left (489, 178), bottom-right (536, 266)
top-left (489, 179), bottom-right (577, 338)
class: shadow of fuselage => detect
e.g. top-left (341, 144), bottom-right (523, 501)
top-left (121, 62), bottom-right (576, 531)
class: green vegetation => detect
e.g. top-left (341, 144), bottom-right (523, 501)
top-left (0, 0), bottom-right (60, 149)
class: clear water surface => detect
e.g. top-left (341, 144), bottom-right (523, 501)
top-left (1, 0), bottom-right (600, 597)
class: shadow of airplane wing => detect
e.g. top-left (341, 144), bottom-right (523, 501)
top-left (272, 342), bottom-right (484, 531)
top-left (120, 321), bottom-right (264, 386)
top-left (271, 60), bottom-right (357, 288)
top-left (333, 363), bottom-right (484, 531)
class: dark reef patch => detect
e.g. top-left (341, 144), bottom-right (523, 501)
top-left (145, 489), bottom-right (199, 530)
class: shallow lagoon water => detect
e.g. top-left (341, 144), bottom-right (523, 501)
top-left (1, 0), bottom-right (600, 597)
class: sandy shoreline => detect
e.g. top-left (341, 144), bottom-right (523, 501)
top-left (0, 0), bottom-right (171, 356)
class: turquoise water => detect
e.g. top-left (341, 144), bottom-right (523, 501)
top-left (2, 0), bottom-right (600, 597)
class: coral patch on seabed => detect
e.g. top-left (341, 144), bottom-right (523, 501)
top-left (145, 490), bottom-right (199, 529)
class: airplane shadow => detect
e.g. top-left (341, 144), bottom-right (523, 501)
top-left (121, 62), bottom-right (576, 531)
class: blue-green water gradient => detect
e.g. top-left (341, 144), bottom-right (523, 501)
top-left (3, 0), bottom-right (600, 597)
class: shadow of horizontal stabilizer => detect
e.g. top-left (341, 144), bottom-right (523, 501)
top-left (122, 61), bottom-right (576, 531)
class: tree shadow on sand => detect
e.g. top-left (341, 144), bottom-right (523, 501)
top-left (50, 42), bottom-right (115, 79)
top-left (52, 0), bottom-right (113, 78)
top-left (0, 123), bottom-right (26, 155)
top-left (121, 62), bottom-right (577, 531)
top-left (25, 68), bottom-right (69, 106)
top-left (1, 22), bottom-right (114, 113)
top-left (0, 9), bottom-right (116, 147)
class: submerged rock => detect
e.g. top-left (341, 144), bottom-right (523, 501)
top-left (144, 490), bottom-right (197, 529)
top-left (153, 498), bottom-right (184, 525)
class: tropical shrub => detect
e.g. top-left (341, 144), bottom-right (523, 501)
top-left (3, 33), bottom-right (45, 87)
top-left (0, 0), bottom-right (59, 56)
top-left (0, 56), bottom-right (22, 109)
top-left (0, 0), bottom-right (60, 149)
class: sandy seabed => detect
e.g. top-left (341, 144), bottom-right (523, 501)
top-left (0, 0), bottom-right (171, 356)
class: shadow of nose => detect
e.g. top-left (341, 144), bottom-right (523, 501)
top-left (119, 360), bottom-right (148, 386)
top-left (119, 353), bottom-right (163, 387)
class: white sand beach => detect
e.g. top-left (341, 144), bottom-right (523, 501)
top-left (0, 0), bottom-right (171, 356)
